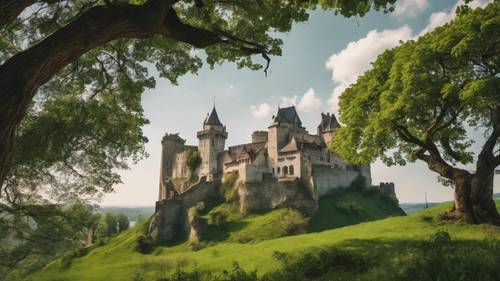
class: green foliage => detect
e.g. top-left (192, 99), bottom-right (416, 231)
top-left (186, 150), bottom-right (202, 177)
top-left (309, 188), bottom-right (405, 232)
top-left (222, 172), bottom-right (239, 203)
top-left (391, 231), bottom-right (500, 281)
top-left (2, 0), bottom-right (398, 271)
top-left (332, 2), bottom-right (500, 168)
top-left (276, 208), bottom-right (309, 235)
top-left (336, 202), bottom-right (365, 214)
top-left (0, 201), bottom-right (97, 279)
top-left (208, 212), bottom-right (227, 227)
top-left (25, 201), bottom-right (500, 281)
top-left (95, 212), bottom-right (130, 239)
top-left (349, 175), bottom-right (367, 191)
top-left (59, 247), bottom-right (89, 269)
top-left (135, 234), bottom-right (154, 254)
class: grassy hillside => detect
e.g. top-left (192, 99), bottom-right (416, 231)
top-left (309, 189), bottom-right (404, 232)
top-left (26, 200), bottom-right (500, 281)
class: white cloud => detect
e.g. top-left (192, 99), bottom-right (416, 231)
top-left (325, 25), bottom-right (413, 114)
top-left (419, 0), bottom-right (491, 36)
top-left (280, 96), bottom-right (297, 108)
top-left (250, 103), bottom-right (272, 118)
top-left (278, 88), bottom-right (322, 113)
top-left (394, 0), bottom-right (428, 17)
top-left (297, 88), bottom-right (322, 112)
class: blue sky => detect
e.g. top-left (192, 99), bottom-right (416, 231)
top-left (101, 0), bottom-right (498, 206)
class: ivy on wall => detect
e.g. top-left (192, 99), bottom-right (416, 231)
top-left (186, 150), bottom-right (202, 177)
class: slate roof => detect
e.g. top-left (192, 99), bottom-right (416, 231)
top-left (206, 107), bottom-right (222, 125)
top-left (279, 136), bottom-right (325, 154)
top-left (273, 106), bottom-right (302, 126)
top-left (317, 113), bottom-right (340, 132)
top-left (227, 142), bottom-right (266, 162)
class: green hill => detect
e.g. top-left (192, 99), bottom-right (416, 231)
top-left (25, 196), bottom-right (500, 281)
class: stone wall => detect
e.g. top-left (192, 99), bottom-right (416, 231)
top-left (148, 198), bottom-right (184, 243)
top-left (180, 177), bottom-right (220, 208)
top-left (238, 177), bottom-right (316, 215)
top-left (238, 164), bottom-right (271, 183)
top-left (148, 177), bottom-right (221, 242)
top-left (312, 164), bottom-right (371, 198)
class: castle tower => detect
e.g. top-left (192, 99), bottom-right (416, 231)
top-left (197, 106), bottom-right (228, 181)
top-left (317, 112), bottom-right (340, 145)
top-left (158, 133), bottom-right (185, 200)
top-left (267, 106), bottom-right (304, 174)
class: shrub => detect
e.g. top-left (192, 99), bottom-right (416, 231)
top-left (278, 208), bottom-right (309, 235)
top-left (392, 231), bottom-right (500, 281)
top-left (59, 252), bottom-right (74, 269)
top-left (222, 172), bottom-right (239, 203)
top-left (380, 193), bottom-right (399, 208)
top-left (208, 211), bottom-right (226, 226)
top-left (186, 150), bottom-right (202, 177)
top-left (59, 247), bottom-right (88, 269)
top-left (349, 175), bottom-right (367, 191)
top-left (335, 202), bottom-right (364, 214)
top-left (135, 234), bottom-right (153, 254)
top-left (263, 247), bottom-right (370, 280)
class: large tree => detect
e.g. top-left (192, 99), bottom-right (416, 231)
top-left (332, 2), bottom-right (500, 224)
top-left (0, 0), bottom-right (398, 268)
top-left (0, 0), bottom-right (397, 189)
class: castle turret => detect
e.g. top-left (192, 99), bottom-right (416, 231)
top-left (317, 112), bottom-right (340, 145)
top-left (197, 106), bottom-right (228, 181)
top-left (158, 133), bottom-right (185, 200)
top-left (267, 106), bottom-right (306, 175)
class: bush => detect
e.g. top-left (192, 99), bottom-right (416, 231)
top-left (136, 234), bottom-right (153, 254)
top-left (208, 211), bottom-right (226, 226)
top-left (349, 175), bottom-right (367, 191)
top-left (59, 252), bottom-right (74, 269)
top-left (335, 202), bottom-right (364, 214)
top-left (186, 150), bottom-right (202, 177)
top-left (380, 193), bottom-right (399, 208)
top-left (59, 247), bottom-right (88, 269)
top-left (222, 172), bottom-right (239, 203)
top-left (393, 231), bottom-right (500, 281)
top-left (278, 208), bottom-right (309, 235)
top-left (263, 247), bottom-right (370, 280)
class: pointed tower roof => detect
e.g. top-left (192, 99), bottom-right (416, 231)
top-left (206, 106), bottom-right (222, 125)
top-left (317, 112), bottom-right (340, 133)
top-left (273, 106), bottom-right (302, 126)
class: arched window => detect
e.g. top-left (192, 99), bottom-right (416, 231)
top-left (272, 168), bottom-right (275, 174)
top-left (289, 165), bottom-right (294, 175)
top-left (283, 166), bottom-right (288, 175)
top-left (277, 167), bottom-right (280, 174)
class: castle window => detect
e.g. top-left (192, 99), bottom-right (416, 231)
top-left (283, 166), bottom-right (288, 175)
top-left (272, 168), bottom-right (275, 174)
top-left (277, 167), bottom-right (280, 174)
top-left (289, 165), bottom-right (294, 175)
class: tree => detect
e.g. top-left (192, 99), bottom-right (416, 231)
top-left (117, 213), bottom-right (129, 232)
top-left (332, 2), bottom-right (500, 224)
top-left (0, 0), bottom-right (398, 189)
top-left (0, 0), bottom-right (398, 267)
top-left (0, 202), bottom-right (96, 279)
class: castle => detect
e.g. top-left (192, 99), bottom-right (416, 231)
top-left (158, 105), bottom-right (371, 202)
top-left (148, 105), bottom-right (394, 242)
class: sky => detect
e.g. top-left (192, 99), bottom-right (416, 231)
top-left (101, 0), bottom-right (498, 206)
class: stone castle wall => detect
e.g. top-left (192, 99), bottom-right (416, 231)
top-left (312, 164), bottom-right (371, 198)
top-left (238, 177), bottom-right (316, 215)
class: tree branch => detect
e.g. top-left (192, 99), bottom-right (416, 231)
top-left (0, 0), bottom-right (36, 30)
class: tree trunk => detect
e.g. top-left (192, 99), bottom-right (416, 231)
top-left (0, 65), bottom-right (35, 191)
top-left (449, 172), bottom-right (500, 225)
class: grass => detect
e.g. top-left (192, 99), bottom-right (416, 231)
top-left (26, 200), bottom-right (500, 281)
top-left (309, 188), bottom-right (404, 232)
